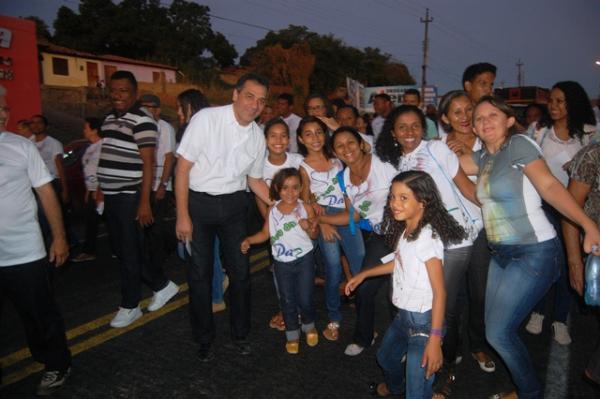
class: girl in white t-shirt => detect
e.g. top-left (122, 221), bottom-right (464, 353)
top-left (259, 118), bottom-right (303, 333)
top-left (241, 168), bottom-right (319, 354)
top-left (345, 170), bottom-right (466, 398)
top-left (298, 116), bottom-right (365, 342)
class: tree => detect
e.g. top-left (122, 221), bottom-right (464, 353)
top-left (241, 25), bottom-right (414, 93)
top-left (51, 0), bottom-right (237, 82)
top-left (24, 16), bottom-right (51, 41)
top-left (248, 42), bottom-right (315, 98)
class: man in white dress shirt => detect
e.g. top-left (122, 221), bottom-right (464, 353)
top-left (176, 73), bottom-right (272, 361)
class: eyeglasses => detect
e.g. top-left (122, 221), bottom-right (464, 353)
top-left (308, 104), bottom-right (325, 112)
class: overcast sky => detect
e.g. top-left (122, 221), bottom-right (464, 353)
top-left (3, 0), bottom-right (600, 98)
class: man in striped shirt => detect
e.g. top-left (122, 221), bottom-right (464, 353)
top-left (98, 71), bottom-right (178, 328)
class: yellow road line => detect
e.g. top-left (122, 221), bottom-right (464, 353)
top-left (2, 295), bottom-right (190, 386)
top-left (1, 250), bottom-right (269, 386)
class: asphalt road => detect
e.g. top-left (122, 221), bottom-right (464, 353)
top-left (1, 230), bottom-right (599, 398)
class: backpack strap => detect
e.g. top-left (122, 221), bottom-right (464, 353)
top-left (336, 170), bottom-right (372, 234)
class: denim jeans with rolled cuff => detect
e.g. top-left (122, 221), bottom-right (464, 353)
top-left (274, 251), bottom-right (316, 341)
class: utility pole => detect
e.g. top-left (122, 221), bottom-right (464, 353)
top-left (420, 8), bottom-right (433, 105)
top-left (516, 59), bottom-right (524, 87)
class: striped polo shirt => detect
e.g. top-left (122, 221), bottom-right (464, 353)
top-left (97, 104), bottom-right (157, 194)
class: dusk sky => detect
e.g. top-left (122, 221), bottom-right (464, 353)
top-left (3, 0), bottom-right (600, 98)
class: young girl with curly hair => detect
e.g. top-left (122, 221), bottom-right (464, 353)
top-left (346, 170), bottom-right (466, 398)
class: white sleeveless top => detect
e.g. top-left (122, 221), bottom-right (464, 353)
top-left (300, 158), bottom-right (345, 208)
top-left (269, 200), bottom-right (314, 262)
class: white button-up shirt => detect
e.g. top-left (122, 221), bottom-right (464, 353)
top-left (177, 104), bottom-right (266, 195)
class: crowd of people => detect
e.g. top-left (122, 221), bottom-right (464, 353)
top-left (1, 60), bottom-right (600, 399)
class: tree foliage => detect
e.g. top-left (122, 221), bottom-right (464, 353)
top-left (51, 0), bottom-right (237, 81)
top-left (241, 25), bottom-right (414, 93)
top-left (248, 42), bottom-right (315, 98)
top-left (24, 16), bottom-right (52, 41)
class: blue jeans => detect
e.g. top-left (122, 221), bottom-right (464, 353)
top-left (377, 309), bottom-right (433, 398)
top-left (485, 238), bottom-right (560, 399)
top-left (212, 237), bottom-right (225, 304)
top-left (274, 251), bottom-right (316, 341)
top-left (318, 206), bottom-right (365, 322)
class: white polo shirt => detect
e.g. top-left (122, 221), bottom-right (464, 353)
top-left (177, 104), bottom-right (266, 195)
top-left (82, 140), bottom-right (102, 191)
top-left (35, 135), bottom-right (63, 179)
top-left (154, 118), bottom-right (176, 191)
top-left (0, 132), bottom-right (53, 266)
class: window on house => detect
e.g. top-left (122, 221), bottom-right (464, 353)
top-left (52, 57), bottom-right (69, 76)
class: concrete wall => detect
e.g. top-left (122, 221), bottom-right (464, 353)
top-left (104, 62), bottom-right (176, 83)
top-left (41, 53), bottom-right (89, 87)
top-left (40, 52), bottom-right (177, 87)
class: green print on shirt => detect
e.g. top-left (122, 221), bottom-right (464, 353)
top-left (315, 176), bottom-right (339, 202)
top-left (358, 200), bottom-right (371, 218)
top-left (270, 221), bottom-right (298, 244)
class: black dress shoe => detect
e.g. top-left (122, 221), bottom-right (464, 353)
top-left (197, 344), bottom-right (214, 362)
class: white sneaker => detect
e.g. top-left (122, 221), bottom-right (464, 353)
top-left (344, 343), bottom-right (365, 356)
top-left (110, 306), bottom-right (142, 328)
top-left (344, 333), bottom-right (378, 356)
top-left (147, 281), bottom-right (179, 312)
top-left (525, 312), bottom-right (544, 335)
top-left (552, 321), bottom-right (572, 345)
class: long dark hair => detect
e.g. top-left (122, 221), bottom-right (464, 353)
top-left (296, 116), bottom-right (333, 159)
top-left (540, 81), bottom-right (596, 139)
top-left (375, 105), bottom-right (426, 169)
top-left (381, 171), bottom-right (466, 247)
top-left (176, 89), bottom-right (209, 142)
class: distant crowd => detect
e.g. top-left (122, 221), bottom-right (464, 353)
top-left (1, 61), bottom-right (600, 399)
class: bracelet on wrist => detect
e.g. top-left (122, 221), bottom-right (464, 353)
top-left (430, 328), bottom-right (443, 338)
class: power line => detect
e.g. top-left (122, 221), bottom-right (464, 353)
top-left (208, 13), bottom-right (272, 32)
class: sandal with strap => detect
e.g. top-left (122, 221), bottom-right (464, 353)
top-left (323, 321), bottom-right (340, 341)
top-left (432, 366), bottom-right (456, 398)
top-left (268, 312), bottom-right (286, 331)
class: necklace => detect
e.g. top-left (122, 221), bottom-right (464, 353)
top-left (350, 155), bottom-right (371, 185)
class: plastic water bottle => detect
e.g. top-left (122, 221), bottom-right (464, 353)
top-left (585, 245), bottom-right (600, 306)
